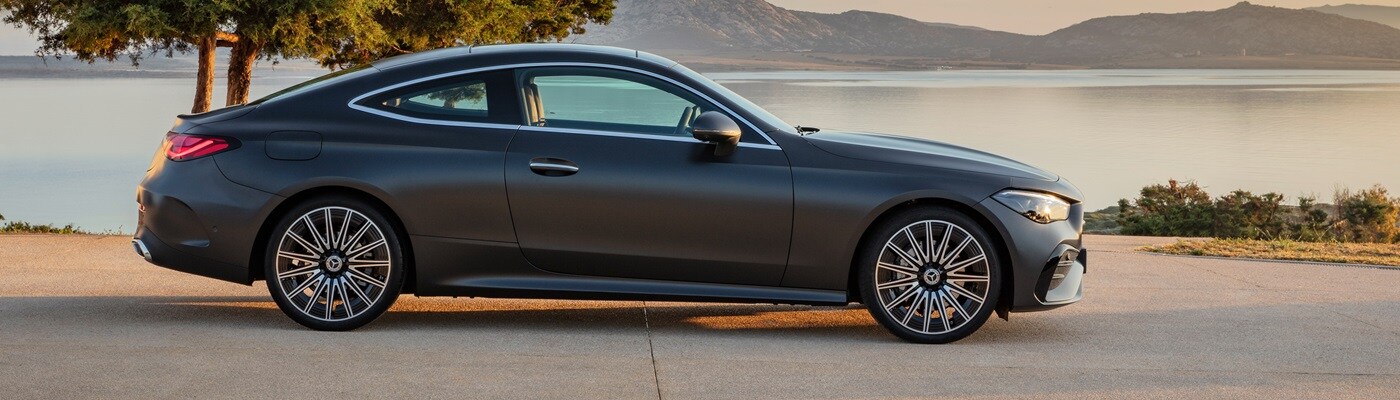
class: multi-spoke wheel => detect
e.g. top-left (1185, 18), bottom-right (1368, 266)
top-left (265, 196), bottom-right (404, 331)
top-left (858, 207), bottom-right (1001, 343)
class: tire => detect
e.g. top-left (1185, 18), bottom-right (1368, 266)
top-left (857, 207), bottom-right (1002, 343)
top-left (264, 195), bottom-right (405, 331)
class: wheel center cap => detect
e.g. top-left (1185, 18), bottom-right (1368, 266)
top-left (921, 268), bottom-right (942, 286)
top-left (325, 255), bottom-right (345, 273)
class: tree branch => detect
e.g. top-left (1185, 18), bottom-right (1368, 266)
top-left (214, 31), bottom-right (240, 47)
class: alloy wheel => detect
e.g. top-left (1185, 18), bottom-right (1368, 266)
top-left (872, 220), bottom-right (992, 335)
top-left (272, 206), bottom-right (393, 322)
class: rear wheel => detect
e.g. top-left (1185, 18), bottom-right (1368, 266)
top-left (858, 207), bottom-right (1002, 343)
top-left (264, 196), bottom-right (404, 331)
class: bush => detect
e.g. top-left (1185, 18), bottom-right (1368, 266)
top-left (1212, 190), bottom-right (1286, 240)
top-left (1083, 205), bottom-right (1121, 234)
top-left (1116, 180), bottom-right (1399, 243)
top-left (1293, 196), bottom-right (1332, 242)
top-left (1117, 180), bottom-right (1215, 237)
top-left (1334, 185), bottom-right (1400, 243)
top-left (0, 212), bottom-right (92, 234)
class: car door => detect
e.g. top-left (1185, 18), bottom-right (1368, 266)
top-left (340, 69), bottom-right (523, 242)
top-left (504, 66), bottom-right (793, 286)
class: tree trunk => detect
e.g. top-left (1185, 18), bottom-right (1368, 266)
top-left (192, 36), bottom-right (217, 113)
top-left (225, 39), bottom-right (261, 107)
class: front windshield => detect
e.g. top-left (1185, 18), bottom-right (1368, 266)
top-left (671, 64), bottom-right (791, 131)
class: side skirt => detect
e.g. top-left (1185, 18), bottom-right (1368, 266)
top-left (411, 234), bottom-right (849, 306)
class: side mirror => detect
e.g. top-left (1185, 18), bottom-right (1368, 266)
top-left (691, 111), bottom-right (741, 156)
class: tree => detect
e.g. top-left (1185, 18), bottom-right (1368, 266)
top-left (315, 0), bottom-right (613, 67)
top-left (2, 0), bottom-right (613, 112)
top-left (2, 0), bottom-right (231, 112)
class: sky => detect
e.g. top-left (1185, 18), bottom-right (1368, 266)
top-left (767, 0), bottom-right (1400, 34)
top-left (3, 1), bottom-right (1400, 54)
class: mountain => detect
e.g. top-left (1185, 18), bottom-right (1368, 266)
top-left (1025, 2), bottom-right (1400, 64)
top-left (578, 0), bottom-right (1400, 69)
top-left (575, 0), bottom-right (1023, 60)
top-left (1307, 4), bottom-right (1400, 29)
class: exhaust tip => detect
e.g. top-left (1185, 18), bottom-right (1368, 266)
top-left (132, 239), bottom-right (152, 262)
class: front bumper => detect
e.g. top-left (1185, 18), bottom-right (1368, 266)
top-left (978, 197), bottom-right (1086, 312)
top-left (1035, 245), bottom-right (1086, 306)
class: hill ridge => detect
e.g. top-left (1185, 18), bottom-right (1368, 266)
top-left (576, 0), bottom-right (1400, 68)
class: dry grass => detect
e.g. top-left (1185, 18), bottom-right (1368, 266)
top-left (1143, 239), bottom-right (1400, 267)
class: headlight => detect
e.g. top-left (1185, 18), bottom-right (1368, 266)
top-left (992, 190), bottom-right (1071, 224)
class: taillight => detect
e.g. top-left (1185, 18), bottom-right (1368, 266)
top-left (165, 133), bottom-right (235, 161)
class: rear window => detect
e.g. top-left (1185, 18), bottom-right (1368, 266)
top-left (357, 69), bottom-right (519, 124)
top-left (251, 64), bottom-right (376, 105)
top-left (380, 79), bottom-right (490, 119)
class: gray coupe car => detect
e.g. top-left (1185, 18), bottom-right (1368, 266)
top-left (134, 44), bottom-right (1086, 343)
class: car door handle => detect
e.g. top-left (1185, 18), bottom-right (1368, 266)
top-left (528, 157), bottom-right (579, 176)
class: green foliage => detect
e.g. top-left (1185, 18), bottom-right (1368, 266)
top-left (1, 0), bottom-right (614, 66)
top-left (1334, 185), bottom-right (1400, 243)
top-left (0, 0), bottom-right (230, 62)
top-left (1, 220), bottom-right (91, 234)
top-left (1082, 205), bottom-right (1120, 234)
top-left (0, 211), bottom-right (109, 234)
top-left (1293, 196), bottom-right (1333, 242)
top-left (1, 0), bottom-right (615, 109)
top-left (1212, 190), bottom-right (1286, 239)
top-left (1117, 179), bottom-right (1215, 237)
top-left (316, 0), bottom-right (614, 67)
top-left (1116, 180), bottom-right (1400, 243)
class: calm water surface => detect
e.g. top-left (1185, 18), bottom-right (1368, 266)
top-left (3, 69), bottom-right (1399, 231)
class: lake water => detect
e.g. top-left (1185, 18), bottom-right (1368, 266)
top-left (3, 69), bottom-right (1399, 232)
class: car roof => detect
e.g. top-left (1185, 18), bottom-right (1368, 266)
top-left (371, 43), bottom-right (676, 71)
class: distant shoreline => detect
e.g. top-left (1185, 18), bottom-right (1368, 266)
top-left (666, 51), bottom-right (1400, 72)
top-left (7, 52), bottom-right (1400, 77)
top-left (9, 54), bottom-right (1399, 75)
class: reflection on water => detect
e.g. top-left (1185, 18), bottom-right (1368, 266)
top-left (2, 70), bottom-right (1399, 231)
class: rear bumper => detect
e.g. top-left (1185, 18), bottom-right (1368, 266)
top-left (133, 227), bottom-right (250, 283)
top-left (134, 156), bottom-right (280, 285)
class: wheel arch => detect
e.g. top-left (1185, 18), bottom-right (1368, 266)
top-left (249, 186), bottom-right (417, 293)
top-left (846, 196), bottom-right (1014, 318)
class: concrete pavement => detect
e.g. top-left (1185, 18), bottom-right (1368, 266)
top-left (0, 234), bottom-right (1396, 399)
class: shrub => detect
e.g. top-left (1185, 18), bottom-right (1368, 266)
top-left (1083, 205), bottom-right (1121, 234)
top-left (1117, 181), bottom-right (1399, 243)
top-left (1292, 196), bottom-right (1333, 242)
top-left (1212, 190), bottom-right (1286, 240)
top-left (1117, 180), bottom-right (1215, 237)
top-left (1333, 185), bottom-right (1400, 243)
top-left (0, 212), bottom-right (91, 234)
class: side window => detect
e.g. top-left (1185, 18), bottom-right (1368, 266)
top-left (392, 80), bottom-right (489, 118)
top-left (363, 69), bottom-right (518, 124)
top-left (521, 68), bottom-right (720, 137)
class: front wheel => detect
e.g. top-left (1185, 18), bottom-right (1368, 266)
top-left (858, 207), bottom-right (1002, 343)
top-left (265, 196), bottom-right (404, 331)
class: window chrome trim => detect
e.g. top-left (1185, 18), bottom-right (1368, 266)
top-left (350, 106), bottom-right (522, 130)
top-left (519, 126), bottom-right (783, 150)
top-left (346, 62), bottom-right (780, 148)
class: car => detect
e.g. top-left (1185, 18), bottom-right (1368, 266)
top-left (133, 43), bottom-right (1086, 343)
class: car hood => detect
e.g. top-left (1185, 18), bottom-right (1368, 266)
top-left (802, 131), bottom-right (1059, 182)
